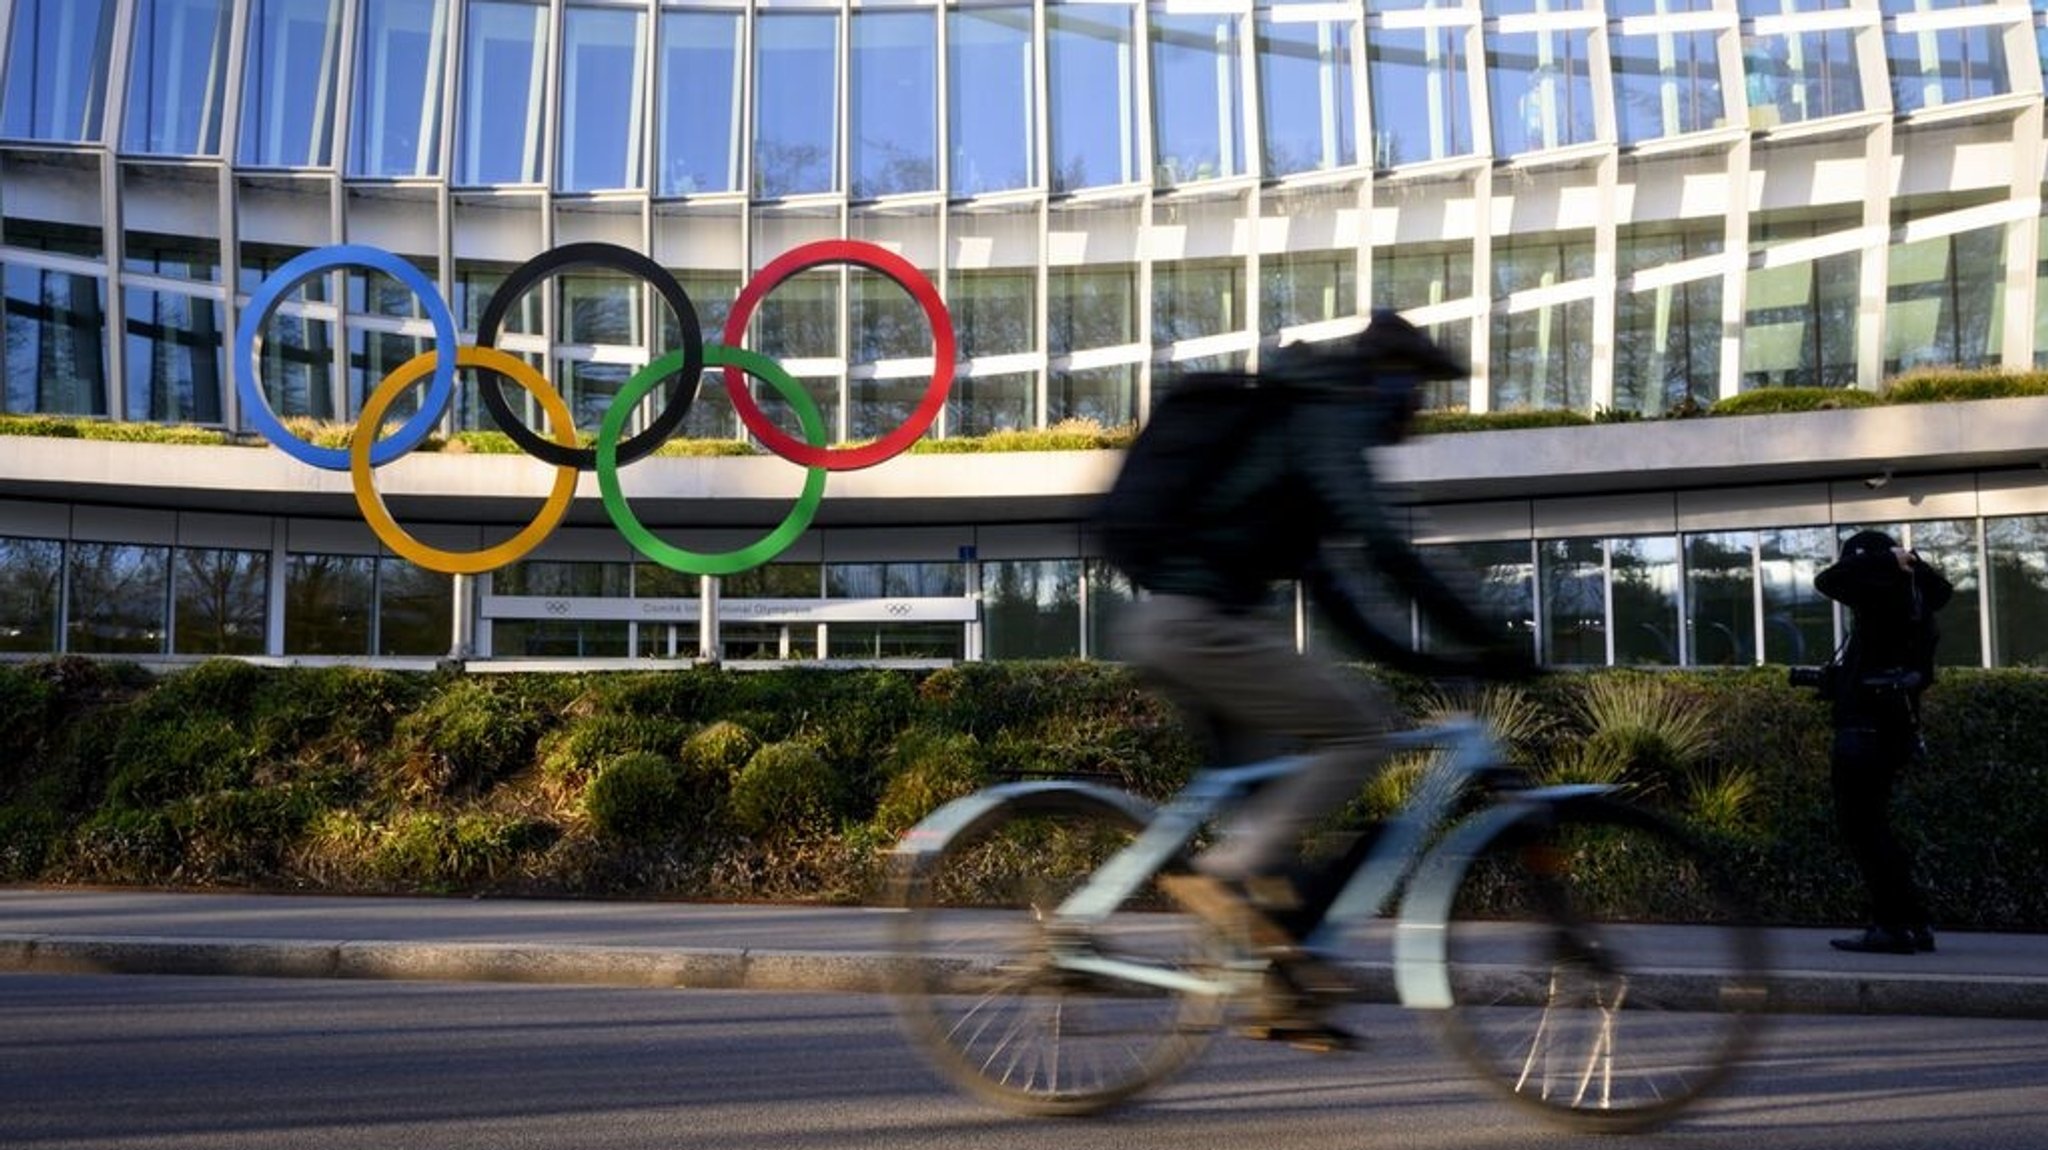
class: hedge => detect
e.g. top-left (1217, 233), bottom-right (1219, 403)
top-left (0, 656), bottom-right (2041, 930)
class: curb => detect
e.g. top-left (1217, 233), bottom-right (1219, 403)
top-left (4, 933), bottom-right (2046, 1019)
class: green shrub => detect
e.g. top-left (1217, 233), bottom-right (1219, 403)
top-left (248, 665), bottom-right (425, 764)
top-left (908, 419), bottom-right (1136, 454)
top-left (1413, 409), bottom-right (1594, 435)
top-left (0, 805), bottom-right (59, 879)
top-left (584, 752), bottom-right (695, 842)
top-left (65, 808), bottom-right (181, 883)
top-left (872, 730), bottom-right (987, 833)
top-left (1708, 386), bottom-right (1880, 416)
top-left (537, 712), bottom-right (692, 785)
top-left (1882, 367), bottom-right (2048, 404)
top-left (369, 810), bottom-right (556, 888)
top-left (391, 677), bottom-right (553, 795)
top-left (0, 665), bottom-right (55, 788)
top-left (164, 782), bottom-right (334, 881)
top-left (729, 739), bottom-right (842, 837)
top-left (681, 720), bottom-right (762, 778)
top-left (103, 715), bottom-right (250, 811)
top-left (1553, 672), bottom-right (1714, 793)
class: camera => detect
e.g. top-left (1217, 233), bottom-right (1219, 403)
top-left (1788, 664), bottom-right (1838, 693)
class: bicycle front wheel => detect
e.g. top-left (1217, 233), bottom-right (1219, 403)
top-left (890, 789), bottom-right (1224, 1116)
top-left (1437, 797), bottom-right (1769, 1133)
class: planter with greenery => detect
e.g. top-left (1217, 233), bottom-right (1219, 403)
top-left (0, 657), bottom-right (2040, 931)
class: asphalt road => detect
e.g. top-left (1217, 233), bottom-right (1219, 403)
top-left (2, 972), bottom-right (2043, 1150)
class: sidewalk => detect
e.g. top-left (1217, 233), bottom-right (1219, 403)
top-left (3, 887), bottom-right (2044, 1019)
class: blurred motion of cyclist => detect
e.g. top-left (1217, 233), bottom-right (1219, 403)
top-left (1095, 310), bottom-right (1531, 1047)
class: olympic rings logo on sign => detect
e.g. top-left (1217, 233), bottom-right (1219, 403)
top-left (234, 240), bottom-right (955, 578)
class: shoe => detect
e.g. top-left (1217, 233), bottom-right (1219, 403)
top-left (1829, 926), bottom-right (1918, 955)
top-left (1235, 964), bottom-right (1361, 1054)
top-left (1159, 871), bottom-right (1299, 952)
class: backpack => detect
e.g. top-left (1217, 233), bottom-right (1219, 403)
top-left (1092, 372), bottom-right (1288, 584)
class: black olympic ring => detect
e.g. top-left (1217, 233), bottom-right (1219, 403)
top-left (474, 241), bottom-right (705, 470)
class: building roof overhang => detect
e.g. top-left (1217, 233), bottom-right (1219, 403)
top-left (2, 398), bottom-right (2044, 528)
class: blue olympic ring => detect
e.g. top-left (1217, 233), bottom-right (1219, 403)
top-left (234, 244), bottom-right (460, 471)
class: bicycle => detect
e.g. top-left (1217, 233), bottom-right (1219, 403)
top-left (887, 715), bottom-right (1771, 1133)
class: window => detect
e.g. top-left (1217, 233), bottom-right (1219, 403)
top-left (123, 287), bottom-right (225, 424)
top-left (827, 623), bottom-right (963, 659)
top-left (754, 12), bottom-right (840, 197)
top-left (851, 10), bottom-right (938, 198)
top-left (1368, 25), bottom-right (1474, 167)
top-left (1050, 363), bottom-right (1137, 426)
top-left (1612, 536), bottom-right (1679, 666)
top-left (1048, 6), bottom-right (1140, 191)
top-left (1742, 30), bottom-right (1862, 127)
top-left (826, 562), bottom-right (965, 597)
top-left (284, 553), bottom-right (374, 654)
top-left (1986, 516), bottom-right (2048, 666)
top-left (1, 0), bottom-right (116, 142)
top-left (1686, 533), bottom-right (1755, 666)
top-left (983, 560), bottom-right (1081, 659)
top-left (1615, 228), bottom-right (1724, 416)
top-left (494, 619), bottom-right (630, 657)
top-left (1760, 528), bottom-right (1835, 665)
top-left (949, 8), bottom-right (1036, 195)
top-left (1887, 25), bottom-right (2009, 113)
top-left (946, 371), bottom-right (1036, 436)
top-left (379, 560), bottom-right (451, 655)
top-left (1905, 519), bottom-right (1981, 668)
top-left (657, 10), bottom-right (743, 196)
top-left (1488, 31), bottom-right (1596, 156)
top-left (350, 0), bottom-right (449, 178)
top-left (457, 1), bottom-right (549, 185)
top-left (1152, 259), bottom-right (1245, 345)
top-left (1262, 250), bottom-right (1357, 336)
top-left (1612, 29), bottom-right (1724, 146)
top-left (123, 0), bottom-right (234, 156)
top-left (1490, 235), bottom-right (1595, 412)
top-left (1151, 12), bottom-right (1247, 184)
top-left (4, 264), bottom-right (110, 416)
top-left (1258, 16), bottom-right (1356, 177)
top-left (1743, 222), bottom-right (1859, 389)
top-left (559, 4), bottom-right (649, 192)
top-left (238, 0), bottom-right (343, 168)
top-left (67, 543), bottom-right (171, 655)
top-left (1883, 224), bottom-right (2006, 374)
top-left (1540, 537), bottom-right (1605, 665)
top-left (238, 248), bottom-right (338, 421)
top-left (1418, 540), bottom-right (1535, 658)
top-left (173, 547), bottom-right (267, 655)
top-left (0, 537), bottom-right (63, 653)
top-left (494, 559), bottom-right (632, 598)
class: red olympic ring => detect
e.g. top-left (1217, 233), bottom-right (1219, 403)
top-left (721, 239), bottom-right (955, 471)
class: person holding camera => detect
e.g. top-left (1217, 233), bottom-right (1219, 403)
top-left (1807, 529), bottom-right (1952, 955)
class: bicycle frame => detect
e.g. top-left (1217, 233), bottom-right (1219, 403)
top-left (897, 717), bottom-right (1615, 1007)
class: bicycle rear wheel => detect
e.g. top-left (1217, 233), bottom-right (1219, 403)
top-left (1438, 797), bottom-right (1769, 1133)
top-left (890, 789), bottom-right (1224, 1116)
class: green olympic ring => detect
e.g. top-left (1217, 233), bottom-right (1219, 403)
top-left (598, 344), bottom-right (828, 577)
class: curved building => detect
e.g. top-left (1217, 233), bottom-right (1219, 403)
top-left (2, 0), bottom-right (2046, 669)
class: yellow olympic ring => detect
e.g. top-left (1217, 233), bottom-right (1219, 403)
top-left (351, 346), bottom-right (579, 575)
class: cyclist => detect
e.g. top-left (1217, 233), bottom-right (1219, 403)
top-left (1099, 310), bottom-right (1529, 1046)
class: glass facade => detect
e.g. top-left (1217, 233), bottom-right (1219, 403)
top-left (0, 0), bottom-right (2042, 427)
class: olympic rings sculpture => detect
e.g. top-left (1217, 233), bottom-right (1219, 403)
top-left (234, 239), bottom-right (955, 577)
